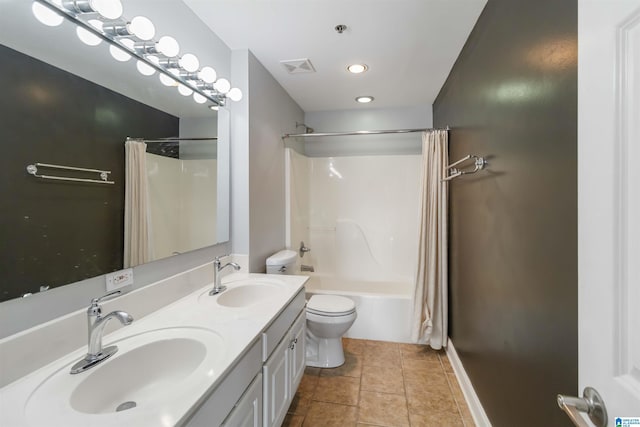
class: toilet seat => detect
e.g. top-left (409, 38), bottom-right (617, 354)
top-left (306, 295), bottom-right (356, 317)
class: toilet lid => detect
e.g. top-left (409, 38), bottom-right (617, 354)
top-left (307, 295), bottom-right (356, 316)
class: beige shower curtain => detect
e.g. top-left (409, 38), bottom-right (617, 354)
top-left (123, 140), bottom-right (151, 268)
top-left (411, 130), bottom-right (448, 349)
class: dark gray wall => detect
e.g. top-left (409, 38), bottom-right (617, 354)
top-left (0, 44), bottom-right (178, 301)
top-left (433, 0), bottom-right (577, 425)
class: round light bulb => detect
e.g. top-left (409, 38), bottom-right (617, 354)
top-left (157, 36), bottom-right (180, 57)
top-left (193, 93), bottom-right (207, 104)
top-left (90, 0), bottom-right (123, 20)
top-left (136, 60), bottom-right (156, 76)
top-left (347, 64), bottom-right (368, 74)
top-left (32, 3), bottom-right (64, 27)
top-left (198, 66), bottom-right (217, 84)
top-left (227, 88), bottom-right (243, 102)
top-left (179, 53), bottom-right (200, 73)
top-left (178, 84), bottom-right (193, 96)
top-left (76, 26), bottom-right (102, 46)
top-left (213, 78), bottom-right (231, 94)
top-left (159, 73), bottom-right (177, 87)
top-left (109, 39), bottom-right (134, 62)
top-left (127, 16), bottom-right (155, 41)
top-left (355, 95), bottom-right (374, 103)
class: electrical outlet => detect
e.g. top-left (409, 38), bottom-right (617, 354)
top-left (106, 268), bottom-right (133, 291)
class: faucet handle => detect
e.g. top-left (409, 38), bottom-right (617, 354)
top-left (89, 290), bottom-right (122, 309)
top-left (213, 254), bottom-right (230, 266)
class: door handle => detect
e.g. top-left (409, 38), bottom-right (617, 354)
top-left (557, 387), bottom-right (607, 427)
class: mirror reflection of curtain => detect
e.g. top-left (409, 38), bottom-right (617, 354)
top-left (123, 140), bottom-right (151, 268)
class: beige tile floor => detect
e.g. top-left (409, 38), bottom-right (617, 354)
top-left (283, 338), bottom-right (475, 427)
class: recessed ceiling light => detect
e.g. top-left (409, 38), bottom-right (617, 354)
top-left (355, 96), bottom-right (374, 103)
top-left (209, 105), bottom-right (219, 111)
top-left (347, 64), bottom-right (368, 74)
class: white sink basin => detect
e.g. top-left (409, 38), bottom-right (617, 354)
top-left (216, 283), bottom-right (283, 307)
top-left (70, 337), bottom-right (205, 414)
top-left (197, 278), bottom-right (288, 309)
top-left (25, 327), bottom-right (225, 426)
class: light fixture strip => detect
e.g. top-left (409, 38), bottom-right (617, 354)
top-left (34, 0), bottom-right (226, 106)
top-left (101, 22), bottom-right (130, 37)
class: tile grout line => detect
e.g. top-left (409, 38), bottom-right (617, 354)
top-left (400, 348), bottom-right (414, 427)
top-left (356, 341), bottom-right (365, 425)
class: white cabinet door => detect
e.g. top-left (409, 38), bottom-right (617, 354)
top-left (577, 0), bottom-right (640, 424)
top-left (289, 311), bottom-right (306, 393)
top-left (222, 374), bottom-right (263, 427)
top-left (263, 334), bottom-right (290, 427)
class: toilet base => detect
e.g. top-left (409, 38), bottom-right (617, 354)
top-left (305, 331), bottom-right (346, 368)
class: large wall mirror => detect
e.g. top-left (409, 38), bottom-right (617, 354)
top-left (0, 0), bottom-right (231, 302)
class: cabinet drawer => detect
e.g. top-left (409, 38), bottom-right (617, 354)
top-left (261, 289), bottom-right (305, 361)
top-left (183, 338), bottom-right (262, 427)
top-left (221, 373), bottom-right (262, 427)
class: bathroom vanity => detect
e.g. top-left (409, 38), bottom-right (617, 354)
top-left (0, 267), bottom-right (307, 427)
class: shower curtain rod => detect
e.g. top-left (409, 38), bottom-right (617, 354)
top-left (282, 126), bottom-right (449, 139)
top-left (126, 137), bottom-right (218, 143)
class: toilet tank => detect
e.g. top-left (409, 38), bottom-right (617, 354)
top-left (266, 250), bottom-right (297, 275)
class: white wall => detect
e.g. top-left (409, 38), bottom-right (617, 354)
top-left (247, 52), bottom-right (305, 272)
top-left (231, 50), bottom-right (305, 272)
top-left (230, 49), bottom-right (251, 257)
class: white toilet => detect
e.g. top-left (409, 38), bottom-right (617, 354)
top-left (266, 250), bottom-right (357, 368)
top-left (305, 294), bottom-right (356, 368)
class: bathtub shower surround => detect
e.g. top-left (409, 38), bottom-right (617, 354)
top-left (287, 148), bottom-right (421, 342)
top-left (146, 153), bottom-right (217, 260)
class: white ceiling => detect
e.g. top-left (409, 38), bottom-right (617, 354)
top-left (184, 0), bottom-right (487, 112)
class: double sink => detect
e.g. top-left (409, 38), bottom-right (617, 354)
top-left (1, 275), bottom-right (304, 426)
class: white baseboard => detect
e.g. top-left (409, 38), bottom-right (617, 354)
top-left (446, 338), bottom-right (492, 427)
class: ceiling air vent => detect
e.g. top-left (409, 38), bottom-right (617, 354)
top-left (280, 58), bottom-right (316, 74)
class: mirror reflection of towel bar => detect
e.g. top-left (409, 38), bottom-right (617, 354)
top-left (442, 155), bottom-right (487, 182)
top-left (26, 162), bottom-right (114, 185)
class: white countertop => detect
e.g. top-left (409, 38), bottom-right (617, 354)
top-left (0, 273), bottom-right (307, 427)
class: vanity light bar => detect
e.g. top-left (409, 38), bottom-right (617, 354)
top-left (32, 0), bottom-right (242, 107)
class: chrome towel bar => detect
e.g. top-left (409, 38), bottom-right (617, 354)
top-left (26, 162), bottom-right (114, 185)
top-left (442, 155), bottom-right (487, 182)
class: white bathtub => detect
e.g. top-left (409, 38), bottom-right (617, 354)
top-left (304, 275), bottom-right (414, 343)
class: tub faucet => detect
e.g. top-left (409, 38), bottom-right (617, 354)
top-left (210, 255), bottom-right (241, 295)
top-left (70, 290), bottom-right (133, 374)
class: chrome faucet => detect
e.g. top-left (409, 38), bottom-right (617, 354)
top-left (70, 290), bottom-right (134, 374)
top-left (210, 255), bottom-right (241, 295)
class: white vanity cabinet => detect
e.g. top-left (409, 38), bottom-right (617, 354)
top-left (221, 374), bottom-right (263, 427)
top-left (184, 339), bottom-right (262, 427)
top-left (262, 290), bottom-right (306, 427)
top-left (184, 287), bottom-right (306, 427)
